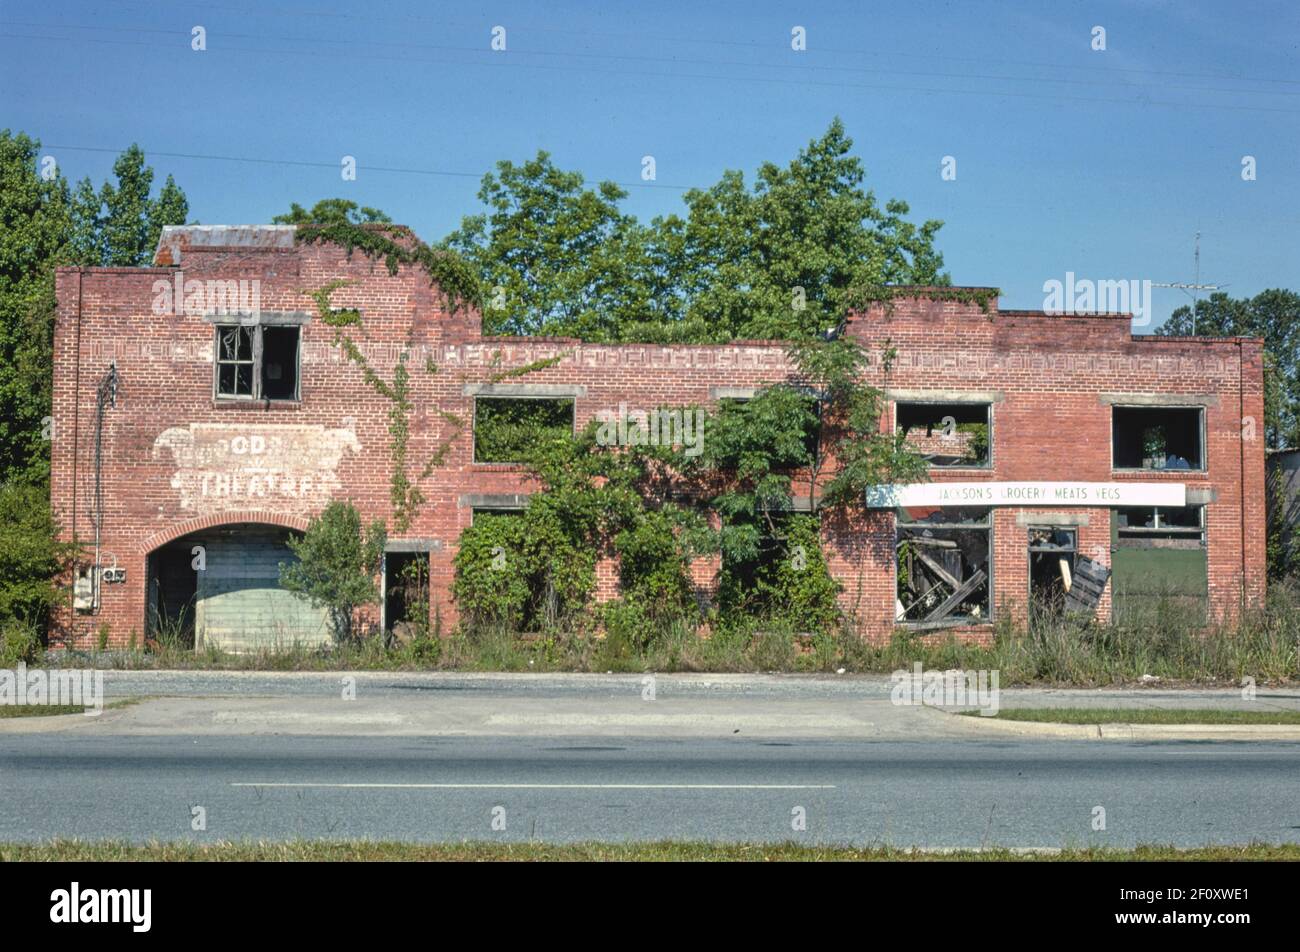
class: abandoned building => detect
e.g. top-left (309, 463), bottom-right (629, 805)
top-left (49, 225), bottom-right (1267, 650)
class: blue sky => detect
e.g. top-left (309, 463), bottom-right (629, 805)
top-left (3, 0), bottom-right (1297, 327)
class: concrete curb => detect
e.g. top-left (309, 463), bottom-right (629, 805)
top-left (941, 710), bottom-right (1300, 741)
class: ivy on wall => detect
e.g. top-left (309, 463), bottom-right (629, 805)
top-left (304, 280), bottom-right (463, 533)
top-left (296, 222), bottom-right (483, 314)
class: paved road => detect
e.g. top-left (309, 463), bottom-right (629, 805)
top-left (2, 731), bottom-right (1298, 847)
top-left (3, 672), bottom-right (1297, 847)
top-left (77, 669), bottom-right (1300, 712)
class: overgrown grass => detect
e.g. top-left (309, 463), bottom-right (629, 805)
top-left (0, 704), bottom-right (83, 718)
top-left (2, 839), bottom-right (1297, 862)
top-left (0, 699), bottom-right (140, 719)
top-left (963, 708), bottom-right (1300, 725)
top-left (56, 581), bottom-right (1300, 687)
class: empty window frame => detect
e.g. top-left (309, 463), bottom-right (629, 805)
top-left (896, 402), bottom-right (991, 468)
top-left (214, 324), bottom-right (301, 401)
top-left (1112, 506), bottom-right (1208, 624)
top-left (896, 507), bottom-right (992, 626)
top-left (1114, 505), bottom-right (1205, 544)
top-left (1112, 405), bottom-right (1204, 470)
top-left (473, 397), bottom-right (575, 463)
top-left (719, 392), bottom-right (820, 466)
top-left (1028, 526), bottom-right (1077, 617)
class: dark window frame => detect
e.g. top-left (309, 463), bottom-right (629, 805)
top-left (1027, 525), bottom-right (1078, 618)
top-left (895, 506), bottom-right (994, 627)
top-left (894, 400), bottom-right (993, 469)
top-left (1114, 505), bottom-right (1207, 548)
top-left (213, 323), bottom-right (301, 403)
top-left (1111, 405), bottom-right (1206, 472)
top-left (471, 395), bottom-right (577, 465)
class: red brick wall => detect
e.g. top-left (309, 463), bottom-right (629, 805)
top-left (49, 234), bottom-right (1267, 647)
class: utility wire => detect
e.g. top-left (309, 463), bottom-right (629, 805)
top-left (5, 28), bottom-right (1299, 115)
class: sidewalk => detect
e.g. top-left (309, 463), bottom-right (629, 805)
top-left (2, 670), bottom-right (1298, 740)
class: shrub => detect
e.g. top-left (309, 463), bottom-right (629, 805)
top-left (0, 481), bottom-right (77, 634)
top-left (0, 619), bottom-right (44, 666)
top-left (279, 501), bottom-right (386, 640)
top-left (717, 514), bottom-right (840, 631)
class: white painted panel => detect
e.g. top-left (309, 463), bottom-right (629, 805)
top-left (865, 481), bottom-right (1187, 508)
top-left (196, 534), bottom-right (330, 652)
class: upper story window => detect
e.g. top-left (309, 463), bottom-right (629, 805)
top-left (896, 401), bottom-right (992, 468)
top-left (214, 324), bottom-right (300, 402)
top-left (473, 396), bottom-right (575, 463)
top-left (1111, 406), bottom-right (1204, 471)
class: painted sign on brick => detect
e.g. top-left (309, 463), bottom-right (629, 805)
top-left (151, 422), bottom-right (361, 514)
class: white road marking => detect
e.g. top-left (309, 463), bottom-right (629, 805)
top-left (231, 782), bottom-right (836, 790)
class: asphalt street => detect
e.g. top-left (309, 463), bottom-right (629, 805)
top-left (2, 672), bottom-right (1298, 848)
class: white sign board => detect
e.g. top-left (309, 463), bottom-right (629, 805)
top-left (865, 481), bottom-right (1187, 508)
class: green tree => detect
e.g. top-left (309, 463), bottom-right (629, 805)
top-left (0, 131), bottom-right (71, 484)
top-left (70, 144), bottom-right (189, 267)
top-left (1156, 290), bottom-right (1300, 449)
top-left (273, 198), bottom-right (392, 225)
top-left (279, 501), bottom-right (387, 640)
top-left (651, 118), bottom-right (947, 342)
top-left (1, 133), bottom-right (189, 485)
top-left (0, 482), bottom-right (78, 632)
top-left (442, 120), bottom-right (947, 343)
top-left (442, 152), bottom-right (654, 339)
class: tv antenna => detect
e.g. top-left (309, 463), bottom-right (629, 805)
top-left (1151, 232), bottom-right (1226, 334)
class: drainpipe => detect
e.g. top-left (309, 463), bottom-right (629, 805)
top-left (1239, 340), bottom-right (1247, 615)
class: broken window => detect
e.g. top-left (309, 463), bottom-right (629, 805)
top-left (896, 507), bottom-right (991, 626)
top-left (214, 324), bottom-right (300, 401)
top-left (1112, 406), bottom-right (1204, 470)
top-left (1112, 506), bottom-right (1208, 624)
top-left (216, 325), bottom-right (254, 398)
top-left (473, 397), bottom-right (575, 463)
top-left (1028, 526), bottom-right (1077, 618)
top-left (896, 402), bottom-right (991, 467)
top-left (1115, 505), bottom-right (1206, 543)
top-left (384, 550), bottom-right (430, 642)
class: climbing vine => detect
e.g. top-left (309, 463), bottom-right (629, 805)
top-left (296, 222), bottom-right (483, 314)
top-left (488, 349), bottom-right (573, 383)
top-left (305, 280), bottom-right (464, 532)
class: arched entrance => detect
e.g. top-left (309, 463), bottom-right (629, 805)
top-left (146, 519), bottom-right (329, 652)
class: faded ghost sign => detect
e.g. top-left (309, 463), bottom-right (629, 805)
top-left (152, 422), bottom-right (361, 514)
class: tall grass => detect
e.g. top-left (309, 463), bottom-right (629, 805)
top-left (54, 582), bottom-right (1300, 685)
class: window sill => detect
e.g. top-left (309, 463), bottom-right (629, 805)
top-left (1111, 468), bottom-right (1207, 477)
top-left (212, 399), bottom-right (303, 411)
top-left (897, 618), bottom-right (994, 632)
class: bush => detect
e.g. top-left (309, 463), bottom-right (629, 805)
top-left (0, 619), bottom-right (44, 666)
top-left (717, 514), bottom-right (840, 632)
top-left (453, 508), bottom-right (594, 633)
top-left (279, 501), bottom-right (386, 640)
top-left (0, 481), bottom-right (76, 634)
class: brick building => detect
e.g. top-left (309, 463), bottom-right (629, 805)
top-left (49, 225), bottom-right (1266, 649)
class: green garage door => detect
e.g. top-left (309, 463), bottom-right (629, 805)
top-left (1111, 546), bottom-right (1208, 625)
top-left (195, 530), bottom-right (330, 651)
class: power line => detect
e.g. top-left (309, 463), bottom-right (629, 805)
top-left (88, 0), bottom-right (1300, 88)
top-left (6, 18), bottom-right (1299, 99)
top-left (5, 28), bottom-right (1300, 115)
top-left (41, 144), bottom-right (696, 192)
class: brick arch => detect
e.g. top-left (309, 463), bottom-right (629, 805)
top-left (141, 511), bottom-right (312, 554)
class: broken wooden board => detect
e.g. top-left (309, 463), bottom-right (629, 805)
top-left (924, 568), bottom-right (987, 621)
top-left (1065, 555), bottom-right (1110, 614)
